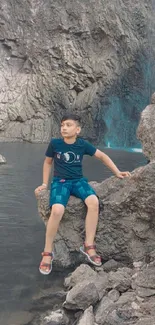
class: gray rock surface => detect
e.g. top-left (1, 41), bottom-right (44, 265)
top-left (0, 1), bottom-right (154, 143)
top-left (108, 267), bottom-right (132, 293)
top-left (77, 306), bottom-right (94, 325)
top-left (64, 264), bottom-right (108, 301)
top-left (64, 280), bottom-right (99, 310)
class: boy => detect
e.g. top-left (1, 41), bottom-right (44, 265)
top-left (35, 114), bottom-right (131, 275)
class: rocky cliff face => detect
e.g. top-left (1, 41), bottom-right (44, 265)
top-left (0, 0), bottom-right (155, 144)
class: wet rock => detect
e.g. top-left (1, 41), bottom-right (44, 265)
top-left (0, 154), bottom-right (6, 164)
top-left (31, 289), bottom-right (66, 312)
top-left (41, 309), bottom-right (68, 325)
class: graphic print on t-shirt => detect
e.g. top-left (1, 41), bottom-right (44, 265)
top-left (56, 151), bottom-right (80, 164)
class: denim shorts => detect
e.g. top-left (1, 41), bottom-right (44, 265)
top-left (50, 177), bottom-right (96, 207)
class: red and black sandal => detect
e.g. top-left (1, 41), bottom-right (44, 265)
top-left (80, 243), bottom-right (102, 266)
top-left (39, 252), bottom-right (54, 275)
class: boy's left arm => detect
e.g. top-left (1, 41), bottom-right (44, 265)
top-left (94, 149), bottom-right (131, 179)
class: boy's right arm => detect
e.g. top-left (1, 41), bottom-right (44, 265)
top-left (35, 157), bottom-right (53, 193)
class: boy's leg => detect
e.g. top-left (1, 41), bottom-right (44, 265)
top-left (84, 194), bottom-right (100, 257)
top-left (40, 179), bottom-right (71, 272)
top-left (41, 203), bottom-right (65, 272)
top-left (72, 179), bottom-right (100, 262)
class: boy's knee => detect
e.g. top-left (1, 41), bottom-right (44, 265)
top-left (85, 195), bottom-right (99, 209)
top-left (51, 204), bottom-right (65, 218)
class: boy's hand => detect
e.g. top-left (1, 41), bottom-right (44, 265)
top-left (34, 184), bottom-right (47, 194)
top-left (115, 171), bottom-right (131, 179)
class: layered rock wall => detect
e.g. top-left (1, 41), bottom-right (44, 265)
top-left (0, 0), bottom-right (154, 143)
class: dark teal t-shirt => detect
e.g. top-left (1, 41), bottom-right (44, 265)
top-left (45, 138), bottom-right (97, 179)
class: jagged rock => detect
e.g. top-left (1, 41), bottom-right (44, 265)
top-left (95, 296), bottom-right (115, 325)
top-left (63, 280), bottom-right (99, 310)
top-left (95, 289), bottom-right (140, 325)
top-left (137, 92), bottom-right (155, 160)
top-left (0, 1), bottom-right (154, 144)
top-left (116, 292), bottom-right (136, 305)
top-left (0, 154), bottom-right (6, 164)
top-left (108, 267), bottom-right (132, 293)
top-left (64, 264), bottom-right (109, 300)
top-left (64, 264), bottom-right (97, 288)
top-left (76, 306), bottom-right (94, 325)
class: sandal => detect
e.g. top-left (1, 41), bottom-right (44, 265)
top-left (80, 243), bottom-right (102, 266)
top-left (39, 251), bottom-right (54, 275)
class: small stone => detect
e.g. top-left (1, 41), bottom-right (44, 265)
top-left (0, 154), bottom-right (6, 164)
top-left (102, 259), bottom-right (120, 272)
top-left (108, 289), bottom-right (120, 302)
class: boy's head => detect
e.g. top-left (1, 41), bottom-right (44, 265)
top-left (60, 114), bottom-right (81, 139)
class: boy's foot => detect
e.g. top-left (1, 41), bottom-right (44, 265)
top-left (80, 243), bottom-right (102, 266)
top-left (39, 252), bottom-right (54, 275)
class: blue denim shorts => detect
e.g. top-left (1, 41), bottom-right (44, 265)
top-left (50, 177), bottom-right (96, 207)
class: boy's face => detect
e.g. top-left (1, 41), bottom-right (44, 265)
top-left (61, 119), bottom-right (81, 138)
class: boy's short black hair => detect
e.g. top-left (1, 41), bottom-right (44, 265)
top-left (61, 114), bottom-right (81, 125)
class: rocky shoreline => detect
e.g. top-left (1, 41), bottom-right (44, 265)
top-left (29, 261), bottom-right (155, 325)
